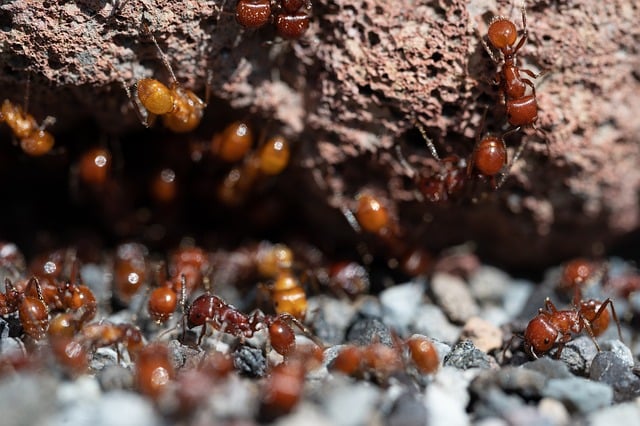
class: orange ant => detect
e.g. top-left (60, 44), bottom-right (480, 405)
top-left (122, 25), bottom-right (206, 133)
top-left (0, 77), bottom-right (56, 156)
top-left (135, 342), bottom-right (175, 399)
top-left (113, 242), bottom-right (150, 304)
top-left (522, 296), bottom-right (622, 359)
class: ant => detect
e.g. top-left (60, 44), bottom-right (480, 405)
top-left (122, 25), bottom-right (206, 133)
top-left (522, 296), bottom-right (622, 359)
top-left (0, 277), bottom-right (49, 340)
top-left (481, 6), bottom-right (544, 133)
top-left (235, 0), bottom-right (312, 40)
top-left (185, 277), bottom-right (320, 357)
top-left (76, 147), bottom-right (112, 189)
top-left (135, 342), bottom-right (175, 400)
top-left (78, 321), bottom-right (145, 362)
top-left (211, 121), bottom-right (255, 163)
top-left (113, 242), bottom-right (150, 304)
top-left (0, 76), bottom-right (56, 157)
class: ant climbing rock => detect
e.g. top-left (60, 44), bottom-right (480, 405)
top-left (523, 297), bottom-right (622, 359)
top-left (122, 26), bottom-right (206, 133)
top-left (0, 99), bottom-right (55, 156)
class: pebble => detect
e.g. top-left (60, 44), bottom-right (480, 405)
top-left (444, 340), bottom-right (497, 370)
top-left (424, 367), bottom-right (475, 426)
top-left (307, 296), bottom-right (356, 345)
top-left (589, 351), bottom-right (640, 402)
top-left (321, 379), bottom-right (381, 426)
top-left (557, 336), bottom-right (599, 375)
top-left (599, 339), bottom-right (634, 367)
top-left (430, 273), bottom-right (479, 324)
top-left (380, 281), bottom-right (425, 334)
top-left (523, 358), bottom-right (573, 379)
top-left (233, 345), bottom-right (267, 378)
top-left (97, 365), bottom-right (134, 392)
top-left (470, 367), bottom-right (547, 400)
top-left (387, 392), bottom-right (428, 426)
top-left (587, 400), bottom-right (640, 426)
top-left (542, 377), bottom-right (613, 414)
top-left (468, 266), bottom-right (511, 305)
top-left (537, 397), bottom-right (570, 425)
top-left (460, 316), bottom-right (503, 353)
top-left (0, 373), bottom-right (57, 426)
top-left (346, 317), bottom-right (393, 346)
top-left (412, 304), bottom-right (461, 345)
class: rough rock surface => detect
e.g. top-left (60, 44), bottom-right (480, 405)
top-left (1, 0), bottom-right (640, 268)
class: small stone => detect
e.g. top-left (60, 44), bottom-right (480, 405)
top-left (558, 336), bottom-right (599, 375)
top-left (424, 367), bottom-right (474, 426)
top-left (322, 379), bottom-right (381, 426)
top-left (471, 367), bottom-right (547, 400)
top-left (537, 397), bottom-right (570, 425)
top-left (307, 295), bottom-right (356, 345)
top-left (387, 392), bottom-right (428, 426)
top-left (587, 400), bottom-right (640, 426)
top-left (468, 266), bottom-right (511, 304)
top-left (233, 345), bottom-right (267, 378)
top-left (97, 365), bottom-right (134, 392)
top-left (346, 317), bottom-right (392, 346)
top-left (589, 351), bottom-right (640, 402)
top-left (460, 316), bottom-right (503, 353)
top-left (0, 373), bottom-right (57, 426)
top-left (380, 281), bottom-right (425, 334)
top-left (430, 273), bottom-right (479, 324)
top-left (444, 340), bottom-right (496, 370)
top-left (412, 304), bottom-right (461, 345)
top-left (542, 377), bottom-right (613, 414)
top-left (523, 358), bottom-right (573, 379)
top-left (599, 339), bottom-right (634, 367)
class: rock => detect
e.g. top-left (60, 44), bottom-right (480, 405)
top-left (557, 336), bottom-right (599, 376)
top-left (470, 367), bottom-right (547, 400)
top-left (233, 345), bottom-right (267, 378)
top-left (589, 351), bottom-right (640, 402)
top-left (444, 340), bottom-right (497, 370)
top-left (97, 365), bottom-right (134, 392)
top-left (387, 392), bottom-right (428, 426)
top-left (599, 340), bottom-right (634, 367)
top-left (523, 358), bottom-right (574, 380)
top-left (0, 373), bottom-right (57, 426)
top-left (542, 377), bottom-right (613, 414)
top-left (346, 317), bottom-right (393, 346)
top-left (468, 266), bottom-right (512, 305)
top-left (321, 379), bottom-right (381, 426)
top-left (460, 316), bottom-right (504, 353)
top-left (380, 281), bottom-right (425, 334)
top-left (424, 367), bottom-right (474, 426)
top-left (587, 400), bottom-right (640, 426)
top-left (412, 304), bottom-right (461, 345)
top-left (430, 273), bottom-right (479, 324)
top-left (537, 397), bottom-right (570, 426)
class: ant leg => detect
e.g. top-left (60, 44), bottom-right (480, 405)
top-left (512, 5), bottom-right (529, 56)
top-left (279, 313), bottom-right (324, 349)
top-left (594, 298), bottom-right (623, 342)
top-left (496, 133), bottom-right (528, 189)
top-left (415, 122), bottom-right (441, 161)
top-left (580, 318), bottom-right (602, 352)
top-left (142, 25), bottom-right (179, 86)
top-left (478, 32), bottom-right (500, 64)
top-left (341, 205), bottom-right (362, 233)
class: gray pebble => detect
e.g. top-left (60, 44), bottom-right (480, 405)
top-left (97, 365), bottom-right (134, 392)
top-left (470, 367), bottom-right (547, 400)
top-left (468, 266), bottom-right (511, 305)
top-left (387, 392), bottom-right (428, 426)
top-left (233, 345), bottom-right (267, 378)
top-left (523, 358), bottom-right (573, 379)
top-left (321, 379), bottom-right (381, 426)
top-left (558, 336), bottom-right (599, 376)
top-left (587, 400), bottom-right (640, 426)
top-left (444, 340), bottom-right (496, 370)
top-left (599, 339), bottom-right (634, 367)
top-left (346, 317), bottom-right (392, 346)
top-left (0, 373), bottom-right (57, 426)
top-left (430, 273), bottom-right (479, 324)
top-left (424, 367), bottom-right (475, 426)
top-left (542, 377), bottom-right (613, 414)
top-left (412, 304), bottom-right (461, 345)
top-left (380, 281), bottom-right (425, 334)
top-left (589, 351), bottom-right (640, 402)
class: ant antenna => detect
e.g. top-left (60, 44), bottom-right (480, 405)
top-left (142, 24), bottom-right (179, 86)
top-left (414, 122), bottom-right (441, 162)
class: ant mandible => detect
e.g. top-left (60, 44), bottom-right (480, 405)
top-left (523, 296), bottom-right (622, 359)
top-left (123, 25), bottom-right (206, 133)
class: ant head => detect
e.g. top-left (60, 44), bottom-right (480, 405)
top-left (524, 314), bottom-right (557, 356)
top-left (487, 17), bottom-right (517, 50)
top-left (186, 293), bottom-right (215, 329)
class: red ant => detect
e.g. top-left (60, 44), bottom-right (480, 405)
top-left (523, 296), bottom-right (622, 359)
top-left (0, 277), bottom-right (49, 340)
top-left (481, 6), bottom-right (547, 138)
top-left (184, 276), bottom-right (320, 357)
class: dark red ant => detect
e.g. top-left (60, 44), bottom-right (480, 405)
top-left (523, 297), bottom-right (622, 359)
top-left (481, 6), bottom-right (545, 134)
top-left (235, 0), bottom-right (312, 40)
top-left (79, 321), bottom-right (145, 361)
top-left (185, 278), bottom-right (319, 357)
top-left (0, 277), bottom-right (49, 340)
